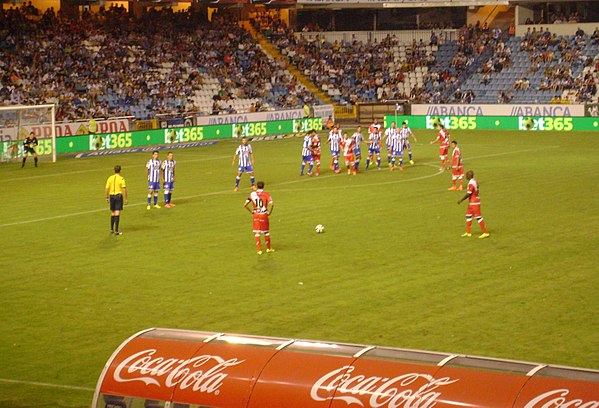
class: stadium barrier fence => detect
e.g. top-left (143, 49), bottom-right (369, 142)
top-left (383, 115), bottom-right (599, 131)
top-left (0, 117), bottom-right (324, 158)
top-left (92, 328), bottom-right (599, 408)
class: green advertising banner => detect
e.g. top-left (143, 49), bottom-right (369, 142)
top-left (1, 117), bottom-right (323, 157)
top-left (384, 115), bottom-right (599, 131)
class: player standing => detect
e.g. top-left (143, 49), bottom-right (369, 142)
top-left (300, 130), bottom-right (315, 176)
top-left (146, 150), bottom-right (161, 209)
top-left (351, 126), bottom-right (364, 172)
top-left (232, 137), bottom-right (256, 192)
top-left (161, 151), bottom-right (176, 207)
top-left (457, 170), bottom-right (490, 239)
top-left (21, 131), bottom-right (38, 168)
top-left (341, 132), bottom-right (356, 175)
top-left (448, 141), bottom-right (464, 191)
top-left (430, 123), bottom-right (450, 170)
top-left (311, 130), bottom-right (321, 176)
top-left (366, 125), bottom-right (382, 170)
top-left (244, 181), bottom-right (274, 255)
top-left (389, 125), bottom-right (404, 171)
top-left (399, 121), bottom-right (417, 165)
top-left (384, 122), bottom-right (398, 168)
top-left (327, 126), bottom-right (342, 174)
top-left (105, 165), bottom-right (128, 235)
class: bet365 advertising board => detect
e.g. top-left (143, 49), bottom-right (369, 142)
top-left (0, 117), bottom-right (323, 157)
top-left (383, 115), bottom-right (599, 131)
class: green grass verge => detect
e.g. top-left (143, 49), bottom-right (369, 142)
top-left (0, 129), bottom-right (598, 407)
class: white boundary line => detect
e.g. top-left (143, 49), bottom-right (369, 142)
top-left (2, 155), bottom-right (230, 183)
top-left (0, 146), bottom-right (557, 228)
top-left (0, 377), bottom-right (94, 392)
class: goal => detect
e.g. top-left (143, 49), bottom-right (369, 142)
top-left (0, 104), bottom-right (56, 162)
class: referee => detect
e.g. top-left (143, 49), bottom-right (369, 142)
top-left (105, 165), bottom-right (128, 235)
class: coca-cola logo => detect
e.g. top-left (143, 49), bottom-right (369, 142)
top-left (525, 389), bottom-right (599, 408)
top-left (310, 366), bottom-right (458, 408)
top-left (113, 349), bottom-right (244, 395)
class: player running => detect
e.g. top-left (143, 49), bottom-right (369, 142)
top-left (430, 123), bottom-right (451, 170)
top-left (399, 121), bottom-right (417, 165)
top-left (351, 127), bottom-right (364, 172)
top-left (383, 122), bottom-right (398, 168)
top-left (244, 181), bottom-right (274, 254)
top-left (341, 132), bottom-right (356, 176)
top-left (161, 151), bottom-right (176, 207)
top-left (232, 137), bottom-right (256, 192)
top-left (448, 141), bottom-right (464, 191)
top-left (300, 130), bottom-right (315, 176)
top-left (457, 170), bottom-right (490, 239)
top-left (327, 126), bottom-right (342, 174)
top-left (146, 150), bottom-right (161, 209)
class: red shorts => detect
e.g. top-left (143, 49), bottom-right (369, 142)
top-left (344, 154), bottom-right (354, 162)
top-left (313, 152), bottom-right (321, 161)
top-left (440, 147), bottom-right (449, 157)
top-left (466, 204), bottom-right (482, 218)
top-left (452, 166), bottom-right (464, 179)
top-left (253, 212), bottom-right (270, 233)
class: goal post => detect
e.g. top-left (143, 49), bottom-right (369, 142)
top-left (0, 104), bottom-right (56, 163)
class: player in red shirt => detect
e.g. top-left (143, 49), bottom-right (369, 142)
top-left (341, 132), bottom-right (356, 175)
top-left (311, 130), bottom-right (321, 176)
top-left (457, 170), bottom-right (490, 239)
top-left (430, 123), bottom-right (450, 171)
top-left (244, 181), bottom-right (275, 254)
top-left (448, 140), bottom-right (464, 191)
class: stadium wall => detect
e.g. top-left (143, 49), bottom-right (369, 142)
top-left (0, 117), bottom-right (323, 158)
top-left (383, 115), bottom-right (599, 131)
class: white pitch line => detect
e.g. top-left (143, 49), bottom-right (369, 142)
top-left (0, 377), bottom-right (94, 392)
top-left (0, 145), bottom-right (558, 228)
top-left (2, 155), bottom-right (230, 183)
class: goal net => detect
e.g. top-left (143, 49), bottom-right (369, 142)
top-left (0, 104), bottom-right (56, 163)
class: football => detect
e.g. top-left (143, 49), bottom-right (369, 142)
top-left (315, 224), bottom-right (325, 233)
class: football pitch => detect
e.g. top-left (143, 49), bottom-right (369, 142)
top-left (0, 129), bottom-right (598, 407)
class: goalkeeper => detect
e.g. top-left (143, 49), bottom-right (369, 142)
top-left (22, 132), bottom-right (38, 168)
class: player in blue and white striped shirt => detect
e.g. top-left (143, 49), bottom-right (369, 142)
top-left (366, 127), bottom-right (382, 170)
top-left (327, 126), bottom-right (343, 173)
top-left (146, 150), bottom-right (161, 209)
top-left (390, 129), bottom-right (404, 171)
top-left (300, 130), bottom-right (315, 176)
top-left (400, 121), bottom-right (418, 165)
top-left (232, 137), bottom-right (256, 192)
top-left (352, 127), bottom-right (364, 172)
top-left (384, 122), bottom-right (398, 168)
top-left (161, 152), bottom-right (176, 208)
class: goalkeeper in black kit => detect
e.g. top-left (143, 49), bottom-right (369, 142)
top-left (22, 132), bottom-right (38, 168)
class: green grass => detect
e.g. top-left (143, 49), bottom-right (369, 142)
top-left (0, 130), bottom-right (598, 407)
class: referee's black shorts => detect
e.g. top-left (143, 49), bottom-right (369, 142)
top-left (24, 147), bottom-right (36, 155)
top-left (109, 194), bottom-right (123, 211)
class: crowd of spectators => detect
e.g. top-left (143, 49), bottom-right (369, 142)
top-left (0, 5), bottom-right (317, 121)
top-left (515, 26), bottom-right (596, 97)
top-left (264, 28), bottom-right (435, 104)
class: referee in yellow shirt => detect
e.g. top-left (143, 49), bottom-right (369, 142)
top-left (105, 165), bottom-right (128, 235)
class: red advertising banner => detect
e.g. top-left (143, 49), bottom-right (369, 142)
top-left (93, 329), bottom-right (599, 408)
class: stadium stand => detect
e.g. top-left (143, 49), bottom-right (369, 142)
top-left (0, 6), bottom-right (318, 120)
top-left (2, 4), bottom-right (598, 118)
top-left (459, 27), bottom-right (599, 104)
